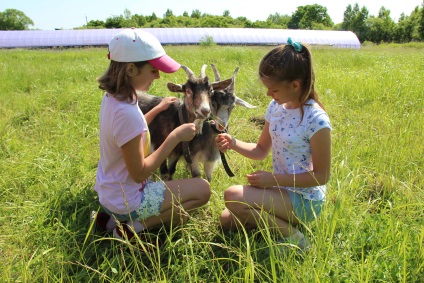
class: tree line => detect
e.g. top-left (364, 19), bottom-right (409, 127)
top-left (1, 2), bottom-right (424, 43)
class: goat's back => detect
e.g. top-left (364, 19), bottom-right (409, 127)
top-left (138, 94), bottom-right (183, 151)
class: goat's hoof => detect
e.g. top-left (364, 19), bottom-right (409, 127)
top-left (161, 174), bottom-right (172, 181)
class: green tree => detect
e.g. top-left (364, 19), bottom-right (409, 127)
top-left (223, 10), bottom-right (231, 17)
top-left (105, 15), bottom-right (125, 28)
top-left (365, 7), bottom-right (396, 42)
top-left (419, 2), bottom-right (424, 40)
top-left (164, 9), bottom-right (174, 18)
top-left (199, 15), bottom-right (231, 27)
top-left (161, 15), bottom-right (177, 27)
top-left (150, 12), bottom-right (158, 21)
top-left (175, 15), bottom-right (197, 27)
top-left (394, 13), bottom-right (414, 42)
top-left (234, 16), bottom-right (253, 28)
top-left (251, 20), bottom-right (272, 28)
top-left (366, 17), bottom-right (388, 43)
top-left (341, 4), bottom-right (369, 42)
top-left (267, 12), bottom-right (290, 28)
top-left (288, 4), bottom-right (333, 30)
top-left (133, 14), bottom-right (147, 27)
top-left (87, 20), bottom-right (105, 28)
top-left (122, 8), bottom-right (138, 27)
top-left (0, 9), bottom-right (34, 30)
top-left (191, 9), bottom-right (201, 19)
top-left (341, 4), bottom-right (355, 29)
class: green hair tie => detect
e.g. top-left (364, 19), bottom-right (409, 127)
top-left (287, 37), bottom-right (303, 52)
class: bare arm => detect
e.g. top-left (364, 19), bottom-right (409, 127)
top-left (246, 127), bottom-right (332, 188)
top-left (121, 123), bottom-right (198, 183)
top-left (216, 121), bottom-right (272, 160)
top-left (144, 97), bottom-right (177, 124)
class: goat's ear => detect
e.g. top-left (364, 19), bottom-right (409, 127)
top-left (235, 96), bottom-right (257, 109)
top-left (184, 86), bottom-right (193, 98)
top-left (211, 78), bottom-right (233, 90)
top-left (167, 82), bottom-right (184, 93)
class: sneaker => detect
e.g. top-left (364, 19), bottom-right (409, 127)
top-left (297, 236), bottom-right (311, 252)
top-left (113, 223), bottom-right (163, 252)
top-left (275, 235), bottom-right (311, 257)
top-left (90, 211), bottom-right (111, 236)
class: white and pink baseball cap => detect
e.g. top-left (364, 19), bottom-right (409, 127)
top-left (108, 28), bottom-right (181, 73)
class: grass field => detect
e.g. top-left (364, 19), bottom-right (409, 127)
top-left (0, 43), bottom-right (423, 282)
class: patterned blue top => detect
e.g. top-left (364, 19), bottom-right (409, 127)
top-left (265, 99), bottom-right (332, 200)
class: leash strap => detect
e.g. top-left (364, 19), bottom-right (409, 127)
top-left (220, 151), bottom-right (234, 177)
top-left (209, 120), bottom-right (234, 178)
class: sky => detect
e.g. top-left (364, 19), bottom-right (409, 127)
top-left (1, 0), bottom-right (422, 30)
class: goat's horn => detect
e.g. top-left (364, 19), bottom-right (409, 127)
top-left (232, 67), bottom-right (240, 78)
top-left (181, 65), bottom-right (195, 78)
top-left (211, 64), bottom-right (221, 82)
top-left (228, 67), bottom-right (240, 92)
top-left (200, 64), bottom-right (207, 78)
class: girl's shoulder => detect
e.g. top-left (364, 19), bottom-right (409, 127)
top-left (304, 99), bottom-right (332, 130)
top-left (304, 99), bottom-right (327, 115)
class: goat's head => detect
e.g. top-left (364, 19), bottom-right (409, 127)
top-left (167, 65), bottom-right (233, 121)
top-left (209, 64), bottom-right (256, 132)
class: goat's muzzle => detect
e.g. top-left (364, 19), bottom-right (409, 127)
top-left (210, 120), bottom-right (228, 133)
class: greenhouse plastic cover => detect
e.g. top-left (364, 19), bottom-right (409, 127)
top-left (0, 28), bottom-right (361, 49)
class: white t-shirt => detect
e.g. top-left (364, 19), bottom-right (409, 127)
top-left (265, 99), bottom-right (332, 200)
top-left (94, 93), bottom-right (151, 214)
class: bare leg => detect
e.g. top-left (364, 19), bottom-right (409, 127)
top-left (105, 178), bottom-right (210, 232)
top-left (220, 185), bottom-right (301, 237)
top-left (142, 177), bottom-right (210, 229)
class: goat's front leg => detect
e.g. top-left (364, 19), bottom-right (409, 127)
top-left (190, 163), bottom-right (202, 179)
top-left (159, 160), bottom-right (171, 181)
top-left (203, 161), bottom-right (217, 182)
top-left (190, 154), bottom-right (202, 179)
top-left (167, 154), bottom-right (180, 181)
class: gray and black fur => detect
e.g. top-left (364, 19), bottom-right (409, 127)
top-left (138, 64), bottom-right (233, 181)
top-left (186, 64), bottom-right (256, 181)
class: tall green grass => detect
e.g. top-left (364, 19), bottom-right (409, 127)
top-left (0, 44), bottom-right (422, 282)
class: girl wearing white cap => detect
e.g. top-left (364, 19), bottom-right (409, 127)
top-left (92, 29), bottom-right (210, 246)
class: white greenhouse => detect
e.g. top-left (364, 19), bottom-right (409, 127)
top-left (0, 28), bottom-right (361, 49)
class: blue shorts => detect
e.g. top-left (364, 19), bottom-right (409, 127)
top-left (103, 180), bottom-right (166, 222)
top-left (287, 190), bottom-right (324, 223)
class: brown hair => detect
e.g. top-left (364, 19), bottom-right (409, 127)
top-left (258, 43), bottom-right (324, 121)
top-left (97, 60), bottom-right (148, 103)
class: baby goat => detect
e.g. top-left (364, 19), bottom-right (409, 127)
top-left (138, 64), bottom-right (233, 181)
top-left (175, 64), bottom-right (256, 181)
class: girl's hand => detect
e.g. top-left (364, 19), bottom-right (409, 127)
top-left (246, 171), bottom-right (275, 188)
top-left (175, 123), bottom-right (197, 142)
top-left (158, 96), bottom-right (177, 112)
top-left (215, 133), bottom-right (235, 152)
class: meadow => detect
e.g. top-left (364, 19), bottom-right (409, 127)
top-left (0, 43), bottom-right (423, 282)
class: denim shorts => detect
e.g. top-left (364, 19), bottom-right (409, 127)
top-left (287, 190), bottom-right (324, 223)
top-left (103, 180), bottom-right (166, 222)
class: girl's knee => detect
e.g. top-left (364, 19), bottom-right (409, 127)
top-left (196, 178), bottom-right (211, 204)
top-left (223, 185), bottom-right (242, 202)
top-left (223, 185), bottom-right (244, 210)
